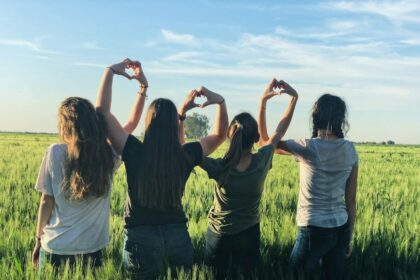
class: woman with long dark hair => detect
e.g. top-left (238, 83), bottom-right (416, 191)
top-left (96, 59), bottom-right (228, 279)
top-left (200, 78), bottom-right (298, 279)
top-left (32, 74), bottom-right (146, 269)
top-left (258, 88), bottom-right (359, 279)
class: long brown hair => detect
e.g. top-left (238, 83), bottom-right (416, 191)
top-left (59, 97), bottom-right (114, 201)
top-left (311, 94), bottom-right (349, 138)
top-left (137, 98), bottom-right (187, 210)
top-left (219, 113), bottom-right (259, 186)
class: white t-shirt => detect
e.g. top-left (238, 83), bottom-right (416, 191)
top-left (35, 144), bottom-right (120, 255)
top-left (286, 138), bottom-right (358, 228)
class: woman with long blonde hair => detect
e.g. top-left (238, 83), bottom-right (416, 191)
top-left (31, 62), bottom-right (147, 269)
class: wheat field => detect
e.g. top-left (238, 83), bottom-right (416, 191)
top-left (0, 133), bottom-right (418, 279)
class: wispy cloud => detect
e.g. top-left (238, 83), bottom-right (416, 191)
top-left (0, 39), bottom-right (62, 55)
top-left (161, 29), bottom-right (196, 45)
top-left (70, 62), bottom-right (107, 68)
top-left (327, 0), bottom-right (420, 24)
top-left (80, 41), bottom-right (106, 50)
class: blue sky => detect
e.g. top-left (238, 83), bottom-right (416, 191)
top-left (0, 0), bottom-right (419, 144)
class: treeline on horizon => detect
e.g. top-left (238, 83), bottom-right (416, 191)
top-left (0, 131), bottom-right (416, 146)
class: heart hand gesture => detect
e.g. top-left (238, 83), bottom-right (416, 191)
top-left (108, 58), bottom-right (133, 80)
top-left (262, 78), bottom-right (281, 102)
top-left (179, 90), bottom-right (201, 116)
top-left (197, 86), bottom-right (224, 108)
top-left (128, 60), bottom-right (148, 87)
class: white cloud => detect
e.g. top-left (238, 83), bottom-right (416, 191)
top-left (70, 62), bottom-right (107, 68)
top-left (80, 41), bottom-right (105, 50)
top-left (161, 29), bottom-right (196, 45)
top-left (0, 39), bottom-right (62, 55)
top-left (327, 0), bottom-right (420, 24)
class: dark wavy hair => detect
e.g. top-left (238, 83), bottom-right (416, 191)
top-left (59, 97), bottom-right (115, 201)
top-left (218, 112), bottom-right (260, 186)
top-left (311, 94), bottom-right (349, 138)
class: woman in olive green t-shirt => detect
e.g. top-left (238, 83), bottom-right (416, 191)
top-left (201, 79), bottom-right (299, 279)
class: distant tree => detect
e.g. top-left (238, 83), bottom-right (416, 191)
top-left (387, 140), bottom-right (395, 145)
top-left (184, 113), bottom-right (210, 139)
top-left (381, 141), bottom-right (386, 145)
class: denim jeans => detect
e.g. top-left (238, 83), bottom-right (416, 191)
top-left (122, 223), bottom-right (193, 280)
top-left (289, 222), bottom-right (350, 280)
top-left (38, 248), bottom-right (102, 270)
top-left (205, 223), bottom-right (260, 280)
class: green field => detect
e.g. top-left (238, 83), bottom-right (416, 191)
top-left (0, 133), bottom-right (419, 279)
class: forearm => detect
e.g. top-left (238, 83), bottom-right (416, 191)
top-left (258, 98), bottom-right (270, 144)
top-left (211, 102), bottom-right (228, 139)
top-left (124, 88), bottom-right (147, 134)
top-left (274, 96), bottom-right (298, 137)
top-left (35, 195), bottom-right (54, 238)
top-left (95, 68), bottom-right (114, 113)
top-left (346, 202), bottom-right (356, 240)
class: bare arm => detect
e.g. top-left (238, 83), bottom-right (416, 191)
top-left (32, 193), bottom-right (54, 266)
top-left (258, 79), bottom-right (298, 148)
top-left (96, 59), bottom-right (148, 154)
top-left (178, 87), bottom-right (228, 156)
top-left (123, 88), bottom-right (147, 134)
top-left (258, 79), bottom-right (278, 146)
top-left (345, 165), bottom-right (358, 257)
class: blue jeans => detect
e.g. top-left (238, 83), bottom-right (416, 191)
top-left (205, 223), bottom-right (260, 280)
top-left (289, 222), bottom-right (350, 280)
top-left (38, 248), bottom-right (102, 270)
top-left (122, 223), bottom-right (193, 280)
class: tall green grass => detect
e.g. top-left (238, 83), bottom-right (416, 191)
top-left (0, 133), bottom-right (418, 279)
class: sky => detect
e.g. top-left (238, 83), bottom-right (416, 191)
top-left (0, 0), bottom-right (419, 144)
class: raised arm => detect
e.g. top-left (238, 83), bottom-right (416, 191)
top-left (199, 87), bottom-right (228, 156)
top-left (178, 90), bottom-right (201, 145)
top-left (345, 165), bottom-right (358, 258)
top-left (178, 87), bottom-right (228, 156)
top-left (258, 79), bottom-right (298, 149)
top-left (268, 81), bottom-right (298, 148)
top-left (123, 61), bottom-right (149, 134)
top-left (32, 193), bottom-right (54, 266)
top-left (96, 59), bottom-right (147, 154)
top-left (258, 78), bottom-right (280, 146)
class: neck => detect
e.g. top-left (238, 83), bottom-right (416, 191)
top-left (318, 129), bottom-right (337, 140)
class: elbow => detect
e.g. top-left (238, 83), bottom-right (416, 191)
top-left (41, 195), bottom-right (55, 208)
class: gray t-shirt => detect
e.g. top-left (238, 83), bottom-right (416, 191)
top-left (35, 144), bottom-right (120, 254)
top-left (286, 138), bottom-right (358, 228)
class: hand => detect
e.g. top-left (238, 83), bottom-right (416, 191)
top-left (179, 90), bottom-right (201, 115)
top-left (198, 86), bottom-right (224, 108)
top-left (128, 61), bottom-right (148, 87)
top-left (261, 78), bottom-right (281, 102)
top-left (278, 80), bottom-right (298, 98)
top-left (345, 242), bottom-right (352, 258)
top-left (108, 58), bottom-right (133, 80)
top-left (32, 241), bottom-right (41, 267)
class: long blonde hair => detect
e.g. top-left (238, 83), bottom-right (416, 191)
top-left (59, 97), bottom-right (114, 201)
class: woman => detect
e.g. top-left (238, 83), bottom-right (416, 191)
top-left (96, 59), bottom-right (228, 279)
top-left (258, 89), bottom-right (359, 279)
top-left (32, 63), bottom-right (146, 269)
top-left (200, 79), bottom-right (298, 279)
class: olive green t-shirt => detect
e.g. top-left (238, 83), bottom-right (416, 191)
top-left (201, 144), bottom-right (274, 235)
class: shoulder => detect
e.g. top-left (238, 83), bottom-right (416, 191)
top-left (257, 144), bottom-right (275, 157)
top-left (122, 135), bottom-right (142, 162)
top-left (183, 141), bottom-right (203, 165)
top-left (47, 143), bottom-right (66, 158)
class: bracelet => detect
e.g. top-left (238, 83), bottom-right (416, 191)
top-left (179, 114), bottom-right (186, 122)
top-left (218, 99), bottom-right (225, 105)
top-left (107, 67), bottom-right (115, 74)
top-left (138, 90), bottom-right (148, 98)
top-left (141, 84), bottom-right (149, 89)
